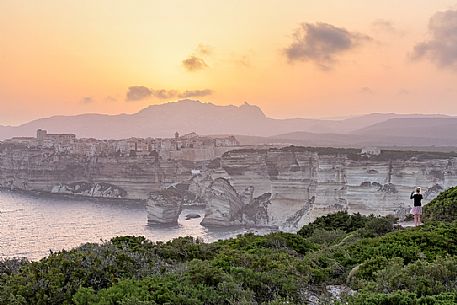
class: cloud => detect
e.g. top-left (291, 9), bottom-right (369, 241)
top-left (150, 89), bottom-right (179, 99)
top-left (360, 87), bottom-right (374, 95)
top-left (126, 86), bottom-right (213, 101)
top-left (182, 56), bottom-right (208, 71)
top-left (150, 89), bottom-right (213, 99)
top-left (179, 89), bottom-right (213, 98)
top-left (196, 43), bottom-right (212, 56)
top-left (126, 86), bottom-right (151, 101)
top-left (412, 10), bottom-right (457, 69)
top-left (81, 97), bottom-right (94, 104)
top-left (284, 22), bottom-right (371, 69)
top-left (371, 19), bottom-right (403, 35)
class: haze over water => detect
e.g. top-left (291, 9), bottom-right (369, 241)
top-left (0, 191), bottom-right (263, 261)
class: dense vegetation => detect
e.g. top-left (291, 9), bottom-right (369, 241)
top-left (2, 188), bottom-right (457, 304)
top-left (423, 186), bottom-right (457, 222)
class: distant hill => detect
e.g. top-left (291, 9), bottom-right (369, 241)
top-left (0, 99), bottom-right (455, 147)
top-left (0, 100), bottom-right (326, 139)
top-left (337, 113), bottom-right (450, 132)
top-left (353, 118), bottom-right (457, 139)
top-left (236, 131), bottom-right (457, 148)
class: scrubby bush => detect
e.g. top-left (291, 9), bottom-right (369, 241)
top-left (307, 228), bottom-right (346, 246)
top-left (298, 211), bottom-right (397, 239)
top-left (343, 291), bottom-right (457, 305)
top-left (423, 186), bottom-right (457, 222)
top-left (297, 212), bottom-right (369, 237)
top-left (2, 193), bottom-right (457, 305)
top-left (0, 258), bottom-right (28, 275)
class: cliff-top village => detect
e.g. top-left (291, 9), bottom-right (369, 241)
top-left (0, 129), bottom-right (240, 161)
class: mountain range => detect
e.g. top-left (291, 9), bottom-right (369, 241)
top-left (1, 99), bottom-right (456, 148)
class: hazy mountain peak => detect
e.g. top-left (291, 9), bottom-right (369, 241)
top-left (0, 99), bottom-right (456, 146)
top-left (137, 99), bottom-right (266, 118)
top-left (239, 102), bottom-right (266, 118)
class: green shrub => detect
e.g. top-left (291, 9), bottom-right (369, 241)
top-left (423, 186), bottom-right (457, 222)
top-left (359, 215), bottom-right (397, 237)
top-left (298, 212), bottom-right (396, 239)
top-left (344, 291), bottom-right (457, 305)
top-left (2, 188), bottom-right (457, 305)
top-left (307, 229), bottom-right (346, 246)
top-left (298, 212), bottom-right (369, 237)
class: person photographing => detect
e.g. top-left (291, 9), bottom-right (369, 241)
top-left (410, 187), bottom-right (423, 226)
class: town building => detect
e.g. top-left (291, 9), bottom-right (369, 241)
top-left (361, 146), bottom-right (381, 156)
top-left (37, 129), bottom-right (76, 151)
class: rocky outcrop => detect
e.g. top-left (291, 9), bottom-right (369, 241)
top-left (187, 174), bottom-right (213, 204)
top-left (201, 178), bottom-right (244, 226)
top-left (146, 175), bottom-right (213, 224)
top-left (51, 182), bottom-right (127, 198)
top-left (201, 178), bottom-right (275, 227)
top-left (214, 149), bottom-right (320, 230)
top-left (146, 188), bottom-right (183, 224)
top-left (243, 191), bottom-right (272, 226)
top-left (200, 149), bottom-right (321, 230)
top-left (210, 149), bottom-right (457, 229)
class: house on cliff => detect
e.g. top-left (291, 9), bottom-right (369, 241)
top-left (361, 146), bottom-right (381, 156)
top-left (37, 129), bottom-right (76, 152)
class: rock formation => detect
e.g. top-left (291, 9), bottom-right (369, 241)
top-left (146, 174), bottom-right (212, 224)
top-left (51, 182), bottom-right (127, 198)
top-left (202, 149), bottom-right (457, 230)
top-left (146, 188), bottom-right (183, 225)
top-left (199, 177), bottom-right (274, 227)
top-left (201, 178), bottom-right (244, 226)
top-left (2, 144), bottom-right (457, 230)
top-left (212, 149), bottom-right (319, 230)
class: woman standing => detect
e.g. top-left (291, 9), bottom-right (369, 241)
top-left (410, 187), bottom-right (423, 226)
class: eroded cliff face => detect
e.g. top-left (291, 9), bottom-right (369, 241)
top-left (201, 178), bottom-right (244, 226)
top-left (3, 145), bottom-right (457, 231)
top-left (0, 148), bottom-right (201, 199)
top-left (146, 189), bottom-right (183, 224)
top-left (344, 158), bottom-right (457, 218)
top-left (209, 150), bottom-right (320, 230)
top-left (200, 150), bottom-right (457, 230)
top-left (146, 174), bottom-right (213, 224)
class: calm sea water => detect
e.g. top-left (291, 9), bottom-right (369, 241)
top-left (0, 191), bottom-right (269, 261)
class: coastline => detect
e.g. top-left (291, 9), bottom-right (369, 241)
top-left (0, 187), bottom-right (146, 205)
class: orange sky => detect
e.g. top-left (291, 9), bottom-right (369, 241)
top-left (1, 0), bottom-right (457, 125)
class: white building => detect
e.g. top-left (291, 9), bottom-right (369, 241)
top-left (361, 146), bottom-right (381, 156)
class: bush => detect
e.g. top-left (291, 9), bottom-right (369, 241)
top-left (359, 216), bottom-right (397, 237)
top-left (298, 212), bottom-right (371, 237)
top-left (423, 186), bottom-right (457, 222)
top-left (344, 291), bottom-right (457, 305)
top-left (307, 229), bottom-right (346, 246)
top-left (298, 212), bottom-right (397, 239)
top-left (2, 188), bottom-right (457, 305)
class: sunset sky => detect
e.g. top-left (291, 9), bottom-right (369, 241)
top-left (1, 0), bottom-right (457, 125)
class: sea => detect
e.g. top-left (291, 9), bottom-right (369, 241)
top-left (0, 191), bottom-right (271, 260)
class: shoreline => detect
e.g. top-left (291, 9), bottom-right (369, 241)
top-left (0, 187), bottom-right (146, 205)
